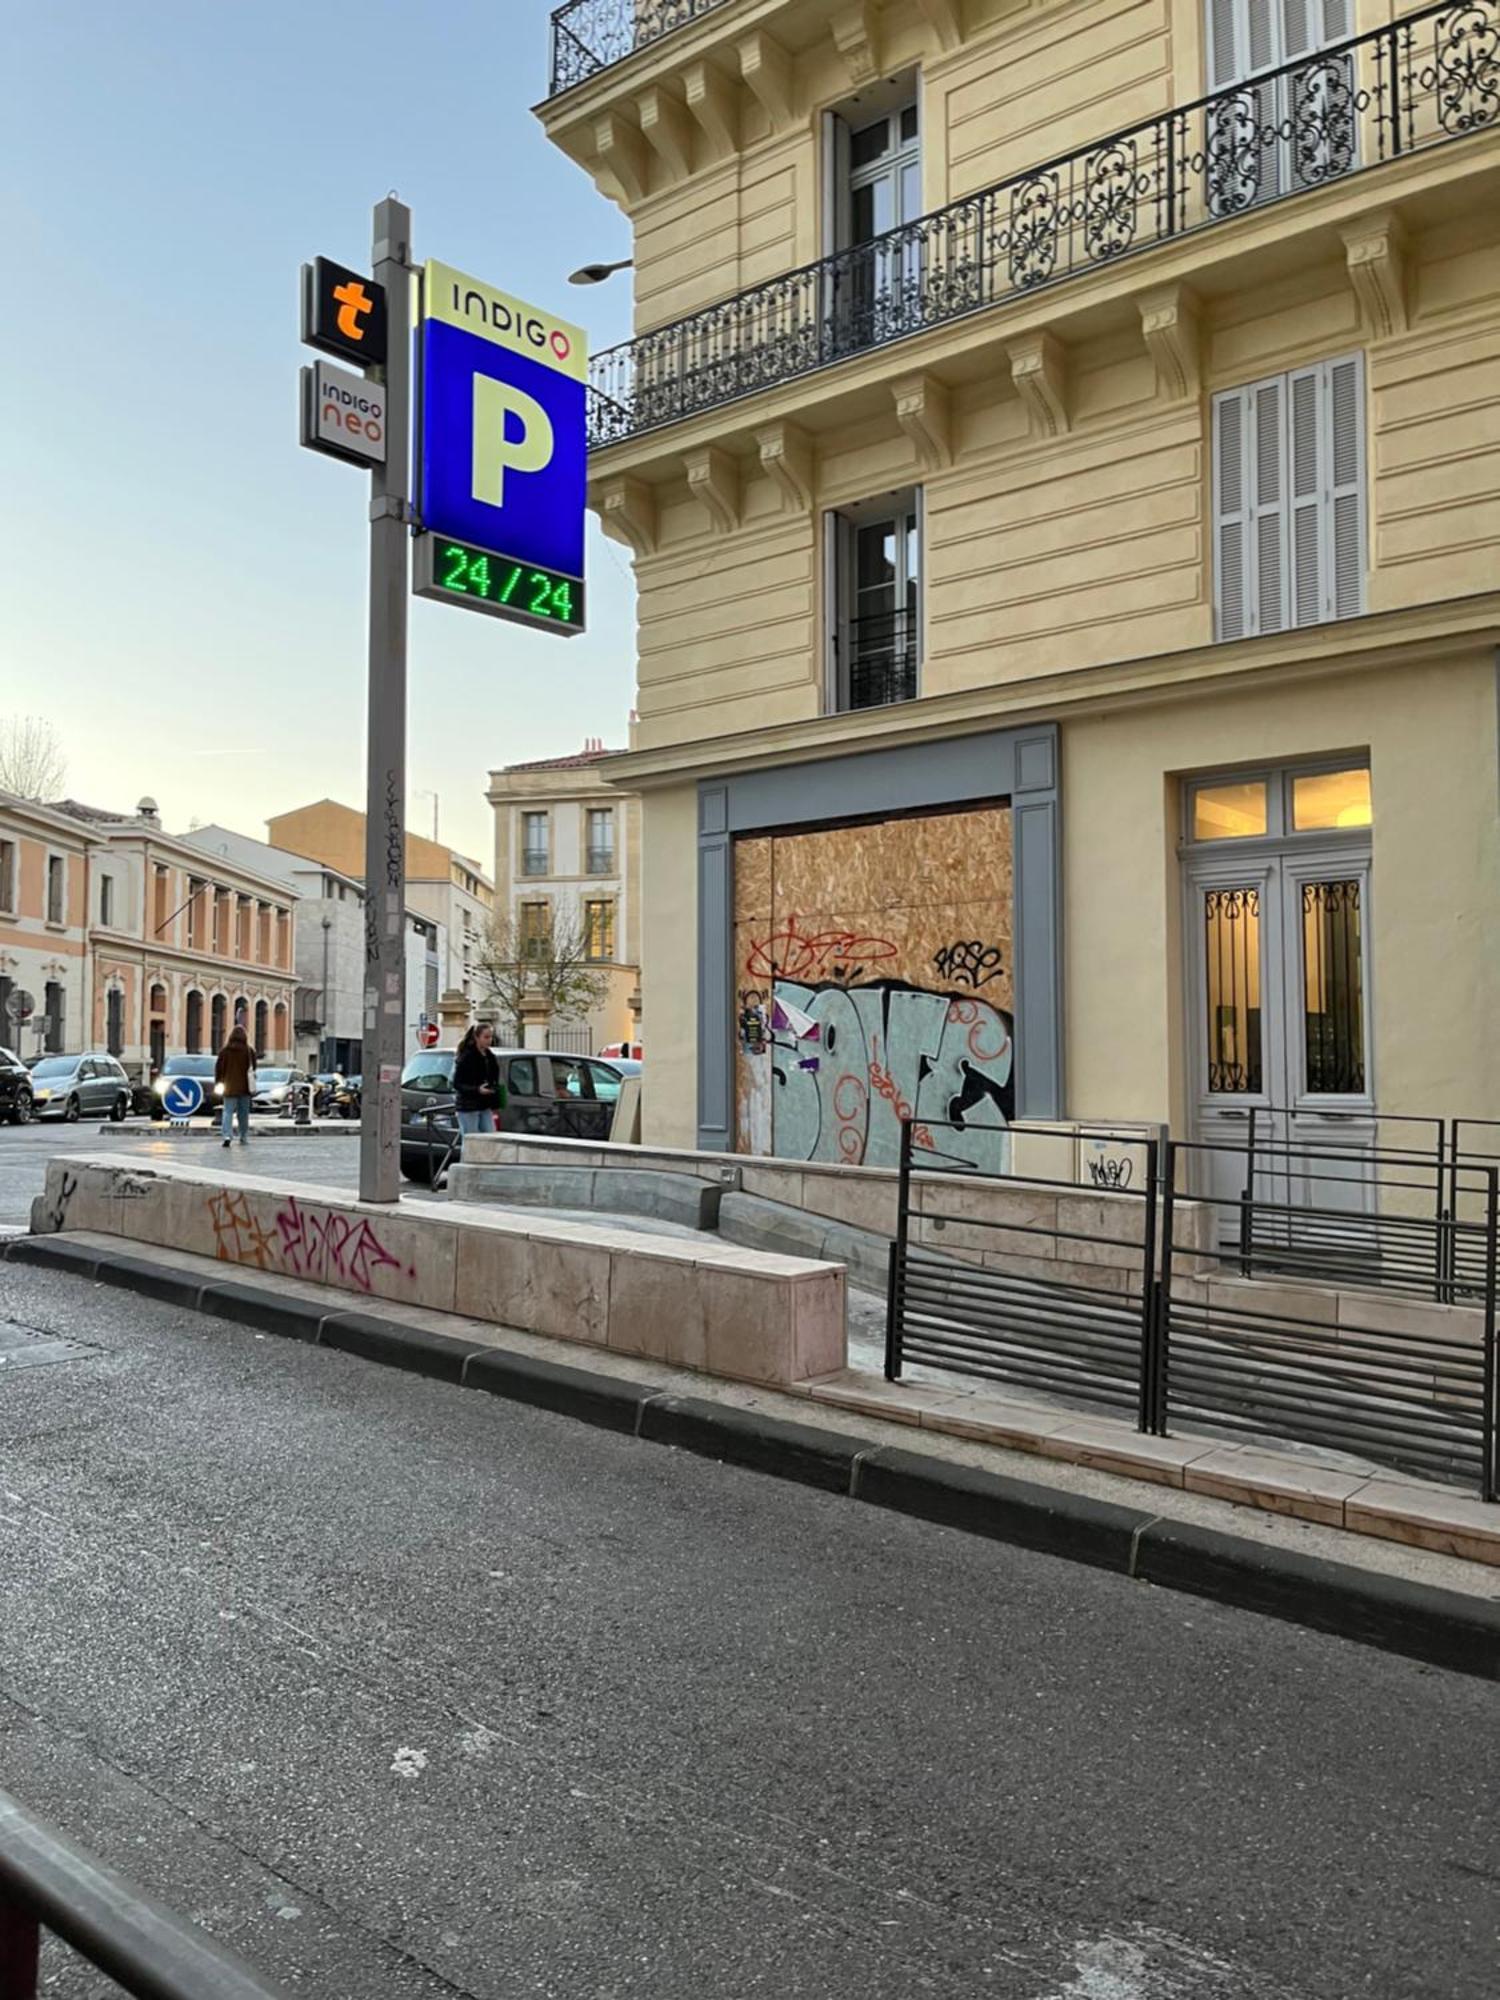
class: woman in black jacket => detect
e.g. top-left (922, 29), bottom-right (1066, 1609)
top-left (452, 1023), bottom-right (506, 1139)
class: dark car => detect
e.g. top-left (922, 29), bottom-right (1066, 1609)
top-left (0, 1045), bottom-right (35, 1124)
top-left (399, 1048), bottom-right (629, 1183)
top-left (28, 1052), bottom-right (132, 1122)
top-left (149, 1053), bottom-right (223, 1120)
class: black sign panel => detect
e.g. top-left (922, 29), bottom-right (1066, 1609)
top-left (302, 257), bottom-right (387, 367)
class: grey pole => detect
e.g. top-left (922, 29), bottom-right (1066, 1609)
top-left (359, 196), bottom-right (413, 1204)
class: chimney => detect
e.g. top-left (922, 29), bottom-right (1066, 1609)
top-left (137, 796), bottom-right (160, 825)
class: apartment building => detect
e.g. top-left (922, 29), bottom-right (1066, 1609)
top-left (486, 739), bottom-right (642, 1052)
top-left (184, 824), bottom-right (446, 1071)
top-left (48, 798), bottom-right (298, 1074)
top-left (540, 0), bottom-right (1500, 1184)
top-left (266, 799), bottom-right (493, 1003)
top-left (0, 793), bottom-right (92, 1056)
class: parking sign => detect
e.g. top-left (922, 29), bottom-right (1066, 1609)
top-left (416, 260), bottom-right (587, 633)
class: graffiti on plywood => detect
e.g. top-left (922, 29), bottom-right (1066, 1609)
top-left (744, 918), bottom-right (899, 986)
top-left (931, 939), bottom-right (1005, 988)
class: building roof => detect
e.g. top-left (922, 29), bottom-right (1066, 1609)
top-left (47, 800), bottom-right (299, 899)
top-left (497, 738), bottom-right (625, 775)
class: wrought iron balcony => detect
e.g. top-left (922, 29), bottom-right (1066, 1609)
top-left (839, 607), bottom-right (920, 713)
top-left (549, 0), bottom-right (736, 96)
top-left (586, 0), bottom-right (1498, 450)
top-left (521, 852), bottom-right (551, 876)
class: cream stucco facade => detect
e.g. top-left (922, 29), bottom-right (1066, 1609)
top-left (540, 0), bottom-right (1500, 1165)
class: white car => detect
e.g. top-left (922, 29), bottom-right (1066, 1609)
top-left (252, 1066), bottom-right (307, 1114)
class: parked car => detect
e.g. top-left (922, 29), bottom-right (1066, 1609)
top-left (252, 1066), bottom-right (308, 1114)
top-left (149, 1053), bottom-right (222, 1120)
top-left (0, 1045), bottom-right (35, 1124)
top-left (29, 1052), bottom-right (132, 1123)
top-left (598, 1042), bottom-right (643, 1061)
top-left (398, 1049), bottom-right (631, 1183)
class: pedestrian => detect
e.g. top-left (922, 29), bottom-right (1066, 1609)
top-left (452, 1022), bottom-right (506, 1144)
top-left (215, 1024), bottom-right (257, 1149)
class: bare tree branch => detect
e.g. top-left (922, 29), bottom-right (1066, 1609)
top-left (0, 717), bottom-right (66, 801)
top-left (471, 906), bottom-right (610, 1046)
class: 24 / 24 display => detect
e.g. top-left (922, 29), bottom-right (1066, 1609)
top-left (412, 534), bottom-right (584, 635)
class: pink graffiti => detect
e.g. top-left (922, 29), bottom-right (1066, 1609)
top-left (947, 996), bottom-right (1012, 1063)
top-left (274, 1196), bottom-right (406, 1292)
top-left (208, 1190), bottom-right (278, 1269)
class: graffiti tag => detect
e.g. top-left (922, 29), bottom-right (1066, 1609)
top-left (43, 1169), bottom-right (78, 1234)
top-left (745, 916), bottom-right (898, 985)
top-left (932, 939), bottom-right (1005, 989)
top-left (1086, 1156), bottom-right (1134, 1191)
top-left (275, 1196), bottom-right (406, 1292)
top-left (208, 1189), bottom-right (279, 1269)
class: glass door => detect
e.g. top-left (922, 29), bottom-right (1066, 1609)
top-left (829, 99), bottom-right (922, 358)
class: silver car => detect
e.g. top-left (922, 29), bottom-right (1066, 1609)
top-left (28, 1052), bottom-right (132, 1122)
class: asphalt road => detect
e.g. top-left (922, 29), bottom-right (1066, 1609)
top-left (0, 1120), bottom-right (363, 1227)
top-left (2, 1263), bottom-right (1497, 1998)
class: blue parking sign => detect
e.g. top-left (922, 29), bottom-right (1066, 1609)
top-left (419, 261), bottom-right (587, 594)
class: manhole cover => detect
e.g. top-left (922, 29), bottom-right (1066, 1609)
top-left (0, 1322), bottom-right (90, 1373)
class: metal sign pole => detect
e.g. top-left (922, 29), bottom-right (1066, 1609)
top-left (359, 196), bottom-right (412, 1204)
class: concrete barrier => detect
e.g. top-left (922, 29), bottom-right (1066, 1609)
top-left (31, 1155), bottom-right (846, 1389)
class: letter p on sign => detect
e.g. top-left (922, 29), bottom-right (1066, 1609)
top-left (472, 378), bottom-right (554, 509)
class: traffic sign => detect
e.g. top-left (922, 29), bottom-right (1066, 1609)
top-left (4, 988), bottom-right (33, 1026)
top-left (162, 1076), bottom-right (205, 1118)
top-left (415, 260), bottom-right (586, 634)
top-left (302, 359), bottom-right (387, 466)
top-left (302, 257), bottom-right (387, 367)
top-left (419, 1021), bottom-right (440, 1049)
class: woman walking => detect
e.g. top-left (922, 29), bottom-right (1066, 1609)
top-left (215, 1024), bottom-right (257, 1148)
top-left (452, 1022), bottom-right (506, 1145)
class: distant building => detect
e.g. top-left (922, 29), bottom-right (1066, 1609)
top-left (0, 792), bottom-right (92, 1058)
top-left (46, 797), bottom-right (297, 1075)
top-left (265, 799), bottom-right (492, 1004)
top-left (183, 825), bottom-right (445, 1072)
top-left (486, 740), bottom-right (641, 1056)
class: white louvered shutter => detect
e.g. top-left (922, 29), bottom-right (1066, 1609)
top-left (1327, 353), bottom-right (1365, 620)
top-left (1207, 0), bottom-right (1244, 87)
top-left (1320, 0), bottom-right (1354, 41)
top-left (1214, 387), bottom-right (1251, 641)
top-left (1289, 363), bottom-right (1323, 625)
top-left (1251, 376), bottom-right (1288, 635)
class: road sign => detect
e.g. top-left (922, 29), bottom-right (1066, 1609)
top-left (415, 260), bottom-right (586, 633)
top-left (4, 988), bottom-right (33, 1026)
top-left (161, 1076), bottom-right (204, 1118)
top-left (301, 359), bottom-right (387, 466)
top-left (419, 1021), bottom-right (440, 1049)
top-left (302, 257), bottom-right (387, 366)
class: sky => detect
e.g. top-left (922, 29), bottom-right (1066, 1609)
top-left (0, 1), bottom-right (636, 870)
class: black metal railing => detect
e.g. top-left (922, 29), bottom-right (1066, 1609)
top-left (0, 1786), bottom-right (288, 2000)
top-left (884, 1116), bottom-right (1500, 1497)
top-left (549, 0), bottom-right (736, 95)
top-left (521, 852), bottom-right (551, 876)
top-left (840, 607), bottom-right (920, 711)
top-left (586, 847), bottom-right (617, 872)
top-left (586, 0), bottom-right (1499, 447)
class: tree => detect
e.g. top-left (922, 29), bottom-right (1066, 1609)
top-left (0, 716), bottom-right (66, 801)
top-left (472, 905), bottom-right (609, 1046)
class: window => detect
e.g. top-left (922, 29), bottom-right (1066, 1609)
top-left (1206, 0), bottom-right (1356, 217)
top-left (1213, 354), bottom-right (1364, 641)
top-left (1291, 766), bottom-right (1371, 831)
top-left (826, 86), bottom-right (922, 358)
top-left (1192, 780), bottom-right (1268, 841)
top-left (187, 878), bottom-right (204, 948)
top-left (106, 987), bottom-right (124, 1056)
top-left (587, 1060), bottom-right (625, 1104)
top-left (550, 1057), bottom-right (593, 1099)
top-left (519, 901), bottom-right (548, 959)
top-left (585, 808), bottom-right (615, 874)
top-left (0, 840), bottom-right (14, 912)
top-left (828, 489), bottom-right (921, 711)
top-left (584, 899), bottom-right (615, 962)
top-left (152, 865), bottom-right (169, 935)
top-left (99, 874), bottom-right (114, 927)
top-left (521, 812), bottom-right (549, 875)
top-left (47, 856), bottom-right (65, 925)
top-left (507, 1056), bottom-right (539, 1097)
top-left (1187, 763), bottom-right (1372, 843)
top-left (43, 981), bottom-right (65, 1054)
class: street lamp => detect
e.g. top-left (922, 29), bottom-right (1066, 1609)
top-left (568, 259), bottom-right (633, 286)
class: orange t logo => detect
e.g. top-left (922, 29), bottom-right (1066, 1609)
top-left (333, 279), bottom-right (373, 343)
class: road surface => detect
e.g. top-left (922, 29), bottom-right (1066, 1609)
top-left (1, 1260), bottom-right (1496, 1998)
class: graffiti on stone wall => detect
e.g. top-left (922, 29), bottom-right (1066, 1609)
top-left (43, 1169), bottom-right (78, 1234)
top-left (207, 1190), bottom-right (413, 1292)
top-left (763, 980), bottom-right (1014, 1173)
top-left (209, 1189), bottom-right (279, 1268)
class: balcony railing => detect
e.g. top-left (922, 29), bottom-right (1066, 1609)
top-left (839, 607), bottom-right (919, 713)
top-left (549, 0), bottom-right (736, 96)
top-left (521, 852), bottom-right (551, 876)
top-left (586, 846), bottom-right (617, 873)
top-left (586, 0), bottom-right (1498, 449)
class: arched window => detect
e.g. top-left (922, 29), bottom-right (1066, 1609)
top-left (185, 990), bottom-right (204, 1053)
top-left (210, 993), bottom-right (227, 1049)
top-left (106, 987), bottom-right (125, 1057)
top-left (272, 1000), bottom-right (289, 1056)
top-left (254, 998), bottom-right (269, 1053)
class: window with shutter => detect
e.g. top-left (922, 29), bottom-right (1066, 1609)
top-left (1204, 0), bottom-right (1357, 212)
top-left (1213, 352), bottom-right (1365, 640)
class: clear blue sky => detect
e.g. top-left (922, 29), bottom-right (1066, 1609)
top-left (0, 1), bottom-right (635, 868)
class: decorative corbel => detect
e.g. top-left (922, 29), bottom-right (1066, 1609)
top-left (737, 31), bottom-right (792, 127)
top-left (590, 475), bottom-right (657, 558)
top-left (593, 111), bottom-right (649, 206)
top-left (830, 1), bottom-right (880, 85)
top-left (684, 60), bottom-right (738, 158)
top-left (892, 373), bottom-right (952, 471)
top-left (1343, 209), bottom-right (1408, 341)
top-left (1138, 284), bottom-right (1201, 401)
top-left (757, 421), bottom-right (815, 511)
top-left (686, 445), bottom-right (740, 533)
top-left (637, 86), bottom-right (694, 181)
top-left (914, 0), bottom-right (963, 52)
top-left (1008, 331), bottom-right (1069, 437)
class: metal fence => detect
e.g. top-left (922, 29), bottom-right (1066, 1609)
top-left (549, 0), bottom-right (734, 96)
top-left (546, 1023), bottom-right (594, 1055)
top-left (884, 1117), bottom-right (1500, 1498)
top-left (585, 0), bottom-right (1499, 447)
